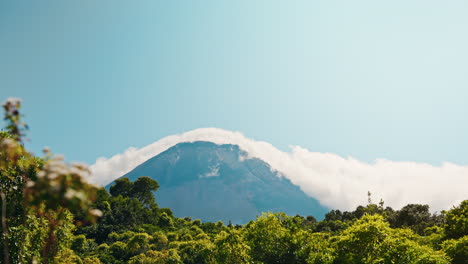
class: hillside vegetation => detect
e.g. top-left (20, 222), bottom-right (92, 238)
top-left (1, 99), bottom-right (467, 264)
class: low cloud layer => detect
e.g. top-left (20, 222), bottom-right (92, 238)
top-left (90, 128), bottom-right (468, 212)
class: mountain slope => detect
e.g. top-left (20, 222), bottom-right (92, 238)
top-left (117, 141), bottom-right (328, 223)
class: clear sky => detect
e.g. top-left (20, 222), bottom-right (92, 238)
top-left (1, 0), bottom-right (467, 165)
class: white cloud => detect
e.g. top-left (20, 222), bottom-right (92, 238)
top-left (89, 128), bottom-right (468, 212)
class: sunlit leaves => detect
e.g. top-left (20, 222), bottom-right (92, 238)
top-left (444, 200), bottom-right (468, 239)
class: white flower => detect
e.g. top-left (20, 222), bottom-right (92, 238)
top-left (37, 171), bottom-right (46, 178)
top-left (45, 159), bottom-right (68, 175)
top-left (75, 191), bottom-right (86, 200)
top-left (54, 155), bottom-right (64, 161)
top-left (26, 181), bottom-right (35, 188)
top-left (89, 209), bottom-right (103, 217)
top-left (72, 162), bottom-right (89, 171)
top-left (3, 97), bottom-right (22, 106)
top-left (0, 138), bottom-right (17, 149)
top-left (70, 167), bottom-right (88, 178)
top-left (65, 189), bottom-right (77, 199)
top-left (47, 173), bottom-right (59, 180)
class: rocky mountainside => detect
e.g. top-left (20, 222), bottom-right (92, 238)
top-left (115, 141), bottom-right (328, 224)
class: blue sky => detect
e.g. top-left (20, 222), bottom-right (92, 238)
top-left (1, 0), bottom-right (467, 165)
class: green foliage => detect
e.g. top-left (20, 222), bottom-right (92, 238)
top-left (110, 178), bottom-right (133, 198)
top-left (7, 214), bottom-right (48, 263)
top-left (441, 235), bottom-right (468, 264)
top-left (82, 257), bottom-right (103, 264)
top-left (132, 177), bottom-right (160, 207)
top-left (334, 214), bottom-right (450, 264)
top-left (109, 241), bottom-right (128, 260)
top-left (214, 229), bottom-right (251, 264)
top-left (128, 249), bottom-right (182, 264)
top-left (444, 200), bottom-right (468, 239)
top-left (292, 231), bottom-right (335, 264)
top-left (109, 177), bottom-right (159, 207)
top-left (71, 234), bottom-right (98, 258)
top-left (244, 212), bottom-right (296, 264)
top-left (171, 239), bottom-right (215, 264)
top-left (151, 231), bottom-right (168, 251)
top-left (127, 233), bottom-right (153, 255)
top-left (0, 99), bottom-right (101, 264)
top-left (388, 204), bottom-right (442, 235)
top-left (55, 248), bottom-right (83, 264)
top-left (158, 212), bottom-right (175, 229)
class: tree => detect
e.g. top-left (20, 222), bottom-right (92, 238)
top-left (172, 239), bottom-right (215, 264)
top-left (442, 235), bottom-right (468, 264)
top-left (214, 229), bottom-right (251, 264)
top-left (110, 177), bottom-right (159, 208)
top-left (128, 249), bottom-right (182, 264)
top-left (1, 98), bottom-right (101, 264)
top-left (444, 200), bottom-right (468, 239)
top-left (244, 212), bottom-right (296, 264)
top-left (388, 204), bottom-right (435, 235)
top-left (292, 231), bottom-right (335, 264)
top-left (0, 98), bottom-right (38, 264)
top-left (334, 214), bottom-right (450, 264)
top-left (109, 178), bottom-right (133, 198)
top-left (131, 177), bottom-right (159, 207)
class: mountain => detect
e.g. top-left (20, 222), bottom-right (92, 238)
top-left (115, 141), bottom-right (328, 224)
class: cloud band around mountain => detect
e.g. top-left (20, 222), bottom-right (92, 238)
top-left (89, 128), bottom-right (468, 212)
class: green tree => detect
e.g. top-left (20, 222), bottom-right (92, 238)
top-left (109, 176), bottom-right (159, 208)
top-left (1, 98), bottom-right (40, 264)
top-left (214, 229), bottom-right (251, 264)
top-left (444, 200), bottom-right (468, 239)
top-left (442, 235), bottom-right (468, 264)
top-left (127, 233), bottom-right (153, 256)
top-left (292, 231), bottom-right (335, 264)
top-left (244, 212), bottom-right (296, 264)
top-left (128, 249), bottom-right (182, 264)
top-left (131, 177), bottom-right (160, 207)
top-left (1, 98), bottom-right (101, 264)
top-left (109, 178), bottom-right (133, 198)
top-left (172, 239), bottom-right (215, 264)
top-left (388, 204), bottom-right (441, 235)
top-left (334, 214), bottom-right (450, 264)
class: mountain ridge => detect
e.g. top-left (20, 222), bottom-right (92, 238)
top-left (113, 141), bottom-right (328, 223)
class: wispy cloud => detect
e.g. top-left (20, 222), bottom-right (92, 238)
top-left (89, 128), bottom-right (468, 212)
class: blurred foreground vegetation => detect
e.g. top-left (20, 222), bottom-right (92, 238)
top-left (1, 99), bottom-right (467, 264)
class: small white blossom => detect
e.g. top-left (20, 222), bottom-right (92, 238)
top-left (70, 167), bottom-right (88, 178)
top-left (53, 155), bottom-right (64, 161)
top-left (37, 171), bottom-right (46, 178)
top-left (3, 97), bottom-right (22, 106)
top-left (45, 159), bottom-right (68, 176)
top-left (89, 209), bottom-right (103, 217)
top-left (72, 162), bottom-right (89, 171)
top-left (75, 191), bottom-right (86, 200)
top-left (26, 181), bottom-right (35, 188)
top-left (65, 189), bottom-right (77, 199)
top-left (47, 173), bottom-right (59, 180)
top-left (0, 138), bottom-right (17, 149)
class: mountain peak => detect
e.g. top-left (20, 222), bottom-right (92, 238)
top-left (116, 141), bottom-right (328, 224)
